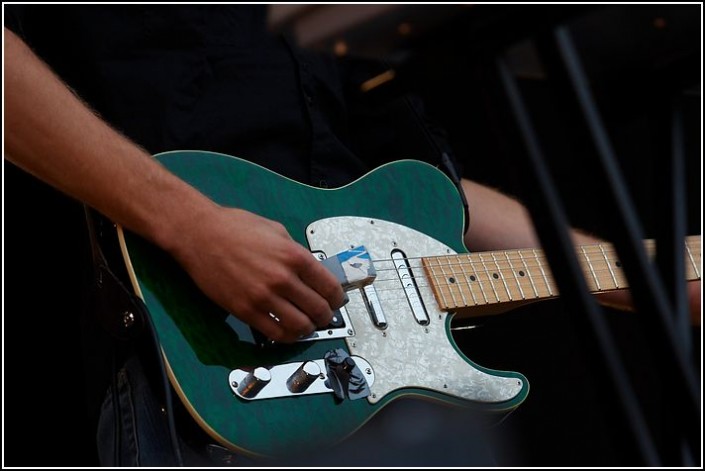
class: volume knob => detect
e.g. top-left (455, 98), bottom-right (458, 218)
top-left (286, 361), bottom-right (321, 393)
top-left (237, 367), bottom-right (271, 398)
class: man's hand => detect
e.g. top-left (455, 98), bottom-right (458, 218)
top-left (5, 27), bottom-right (346, 343)
top-left (168, 206), bottom-right (348, 343)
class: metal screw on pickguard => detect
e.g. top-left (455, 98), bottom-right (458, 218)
top-left (446, 249), bottom-right (451, 253)
top-left (347, 329), bottom-right (353, 335)
top-left (392, 241), bottom-right (397, 247)
top-left (372, 394), bottom-right (377, 399)
top-left (365, 368), bottom-right (372, 375)
top-left (351, 342), bottom-right (356, 347)
top-left (310, 229), bottom-right (315, 234)
top-left (382, 332), bottom-right (387, 337)
top-left (369, 220), bottom-right (375, 224)
top-left (318, 254), bottom-right (325, 260)
top-left (327, 330), bottom-right (333, 335)
top-left (231, 381), bottom-right (238, 388)
top-left (443, 384), bottom-right (448, 389)
top-left (424, 327), bottom-right (429, 333)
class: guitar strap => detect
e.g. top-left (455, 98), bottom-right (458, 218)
top-left (83, 205), bottom-right (148, 341)
top-left (400, 94), bottom-right (471, 236)
top-left (83, 205), bottom-right (185, 466)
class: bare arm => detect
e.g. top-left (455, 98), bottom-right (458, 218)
top-left (4, 27), bottom-right (345, 342)
top-left (460, 178), bottom-right (701, 324)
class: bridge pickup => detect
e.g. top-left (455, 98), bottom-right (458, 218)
top-left (297, 306), bottom-right (352, 342)
top-left (392, 249), bottom-right (429, 325)
top-left (252, 306), bottom-right (354, 346)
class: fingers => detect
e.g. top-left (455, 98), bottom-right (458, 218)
top-left (295, 247), bottom-right (347, 312)
top-left (183, 208), bottom-right (348, 343)
top-left (244, 297), bottom-right (317, 344)
top-left (282, 278), bottom-right (335, 328)
top-left (249, 248), bottom-right (345, 341)
top-left (267, 296), bottom-right (317, 340)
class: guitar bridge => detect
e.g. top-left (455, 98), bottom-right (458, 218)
top-left (251, 305), bottom-right (354, 347)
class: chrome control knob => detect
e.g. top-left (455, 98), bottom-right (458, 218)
top-left (286, 361), bottom-right (321, 393)
top-left (237, 367), bottom-right (271, 398)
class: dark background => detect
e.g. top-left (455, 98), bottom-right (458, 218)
top-left (3, 4), bottom-right (701, 467)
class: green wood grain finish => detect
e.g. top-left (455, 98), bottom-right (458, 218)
top-left (121, 150), bottom-right (527, 457)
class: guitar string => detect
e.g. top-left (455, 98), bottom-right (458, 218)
top-left (368, 256), bottom-right (702, 283)
top-left (328, 241), bottom-right (701, 305)
top-left (365, 243), bottom-right (701, 269)
top-left (374, 264), bottom-right (700, 291)
top-left (365, 261), bottom-right (701, 294)
top-left (366, 246), bottom-right (701, 282)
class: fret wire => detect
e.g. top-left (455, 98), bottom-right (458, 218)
top-left (478, 253), bottom-right (501, 302)
top-left (518, 250), bottom-right (540, 298)
top-left (426, 258), bottom-right (449, 309)
top-left (685, 243), bottom-right (700, 278)
top-left (458, 255), bottom-right (480, 306)
top-left (532, 249), bottom-right (553, 296)
top-left (453, 254), bottom-right (470, 307)
top-left (439, 255), bottom-right (462, 309)
top-left (580, 246), bottom-right (601, 291)
top-left (466, 255), bottom-right (490, 304)
top-left (505, 250), bottom-right (526, 300)
top-left (598, 243), bottom-right (619, 289)
top-left (454, 254), bottom-right (474, 307)
top-left (491, 252), bottom-right (513, 301)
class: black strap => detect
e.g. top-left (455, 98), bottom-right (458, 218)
top-left (84, 205), bottom-right (147, 341)
top-left (83, 205), bottom-right (185, 465)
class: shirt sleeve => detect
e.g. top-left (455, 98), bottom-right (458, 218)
top-left (4, 5), bottom-right (27, 36)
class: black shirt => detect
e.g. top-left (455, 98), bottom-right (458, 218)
top-left (5, 4), bottom-right (459, 188)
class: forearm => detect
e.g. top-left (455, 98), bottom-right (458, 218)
top-left (460, 178), bottom-right (637, 311)
top-left (460, 178), bottom-right (700, 322)
top-left (4, 28), bottom-right (347, 341)
top-left (4, 27), bottom-right (216, 252)
top-left (461, 178), bottom-right (600, 251)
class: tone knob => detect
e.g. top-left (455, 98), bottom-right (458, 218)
top-left (286, 361), bottom-right (321, 393)
top-left (237, 367), bottom-right (271, 398)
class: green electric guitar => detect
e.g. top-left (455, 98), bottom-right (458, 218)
top-left (117, 150), bottom-right (701, 458)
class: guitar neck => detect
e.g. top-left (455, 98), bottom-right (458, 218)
top-left (422, 235), bottom-right (702, 312)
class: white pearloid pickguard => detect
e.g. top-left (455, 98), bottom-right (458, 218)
top-left (306, 216), bottom-right (524, 405)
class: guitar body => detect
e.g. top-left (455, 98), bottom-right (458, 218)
top-left (119, 150), bottom-right (529, 457)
